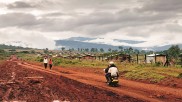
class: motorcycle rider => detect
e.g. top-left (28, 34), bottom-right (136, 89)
top-left (104, 61), bottom-right (119, 83)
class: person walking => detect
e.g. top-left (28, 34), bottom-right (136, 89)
top-left (43, 57), bottom-right (48, 69)
top-left (49, 58), bottom-right (53, 70)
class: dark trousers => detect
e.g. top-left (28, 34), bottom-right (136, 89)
top-left (49, 64), bottom-right (52, 69)
top-left (105, 73), bottom-right (111, 82)
top-left (44, 63), bottom-right (47, 69)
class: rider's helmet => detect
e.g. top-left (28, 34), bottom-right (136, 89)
top-left (109, 61), bottom-right (114, 65)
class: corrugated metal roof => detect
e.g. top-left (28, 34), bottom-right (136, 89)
top-left (147, 54), bottom-right (159, 57)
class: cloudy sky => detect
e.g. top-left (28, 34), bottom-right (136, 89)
top-left (0, 0), bottom-right (182, 49)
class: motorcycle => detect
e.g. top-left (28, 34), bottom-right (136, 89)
top-left (104, 68), bottom-right (119, 87)
top-left (107, 76), bottom-right (119, 87)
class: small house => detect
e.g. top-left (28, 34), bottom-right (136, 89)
top-left (146, 54), bottom-right (166, 64)
top-left (82, 54), bottom-right (96, 60)
top-left (119, 54), bottom-right (131, 62)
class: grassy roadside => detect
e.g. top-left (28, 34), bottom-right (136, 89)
top-left (0, 51), bottom-right (10, 64)
top-left (119, 63), bottom-right (182, 83)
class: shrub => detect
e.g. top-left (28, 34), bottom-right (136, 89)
top-left (53, 58), bottom-right (63, 66)
top-left (177, 73), bottom-right (182, 78)
top-left (155, 62), bottom-right (162, 67)
top-left (36, 57), bottom-right (43, 62)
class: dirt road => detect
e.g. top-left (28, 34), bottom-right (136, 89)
top-left (0, 61), bottom-right (143, 102)
top-left (1, 60), bottom-right (182, 102)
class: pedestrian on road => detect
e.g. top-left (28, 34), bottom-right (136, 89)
top-left (43, 57), bottom-right (48, 69)
top-left (49, 58), bottom-right (53, 70)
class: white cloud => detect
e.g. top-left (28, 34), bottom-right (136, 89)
top-left (0, 27), bottom-right (55, 49)
top-left (0, 0), bottom-right (182, 49)
top-left (0, 0), bottom-right (21, 4)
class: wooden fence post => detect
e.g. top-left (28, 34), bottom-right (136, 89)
top-left (137, 54), bottom-right (139, 64)
top-left (155, 54), bottom-right (156, 63)
top-left (164, 54), bottom-right (169, 67)
top-left (181, 55), bottom-right (182, 68)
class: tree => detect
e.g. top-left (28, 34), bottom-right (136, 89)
top-left (90, 48), bottom-right (98, 52)
top-left (166, 45), bottom-right (180, 66)
top-left (31, 50), bottom-right (35, 54)
top-left (134, 49), bottom-right (140, 54)
top-left (140, 50), bottom-right (146, 54)
top-left (0, 49), bottom-right (5, 53)
top-left (100, 48), bottom-right (104, 52)
top-left (85, 48), bottom-right (89, 52)
top-left (112, 50), bottom-right (118, 53)
top-left (91, 48), bottom-right (95, 52)
top-left (168, 45), bottom-right (180, 60)
top-left (43, 48), bottom-right (49, 54)
top-left (108, 48), bottom-right (112, 52)
top-left (61, 47), bottom-right (65, 51)
top-left (68, 48), bottom-right (74, 51)
top-left (123, 48), bottom-right (129, 54)
top-left (95, 48), bottom-right (98, 52)
top-left (118, 46), bottom-right (123, 52)
top-left (128, 47), bottom-right (133, 54)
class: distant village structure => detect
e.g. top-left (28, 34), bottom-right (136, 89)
top-left (82, 54), bottom-right (96, 60)
top-left (5, 46), bottom-right (182, 67)
top-left (146, 54), bottom-right (166, 65)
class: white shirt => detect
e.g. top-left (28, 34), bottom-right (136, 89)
top-left (44, 58), bottom-right (48, 63)
top-left (108, 67), bottom-right (119, 76)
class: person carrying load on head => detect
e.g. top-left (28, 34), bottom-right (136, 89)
top-left (49, 58), bottom-right (53, 70)
top-left (43, 57), bottom-right (48, 69)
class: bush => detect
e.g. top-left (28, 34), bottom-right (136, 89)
top-left (36, 57), bottom-right (43, 62)
top-left (0, 49), bottom-right (5, 53)
top-left (53, 58), bottom-right (63, 66)
top-left (177, 73), bottom-right (182, 78)
top-left (155, 62), bottom-right (162, 67)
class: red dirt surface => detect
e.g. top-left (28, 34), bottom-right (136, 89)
top-left (1, 59), bottom-right (182, 102)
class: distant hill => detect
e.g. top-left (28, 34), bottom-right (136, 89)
top-left (150, 44), bottom-right (182, 51)
top-left (1, 37), bottom-right (182, 51)
top-left (66, 37), bottom-right (95, 41)
top-left (55, 37), bottom-right (141, 51)
top-left (0, 44), bottom-right (30, 50)
top-left (114, 39), bottom-right (145, 44)
top-left (55, 40), bottom-right (121, 51)
top-left (55, 37), bottom-right (182, 51)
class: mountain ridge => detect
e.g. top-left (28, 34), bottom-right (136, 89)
top-left (55, 37), bottom-right (182, 51)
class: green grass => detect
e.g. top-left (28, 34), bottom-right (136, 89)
top-left (17, 53), bottom-right (39, 62)
top-left (0, 52), bottom-right (10, 61)
top-left (52, 58), bottom-right (109, 68)
top-left (124, 69), bottom-right (166, 83)
top-left (177, 73), bottom-right (182, 78)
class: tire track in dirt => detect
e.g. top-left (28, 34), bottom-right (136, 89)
top-left (17, 61), bottom-right (182, 102)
